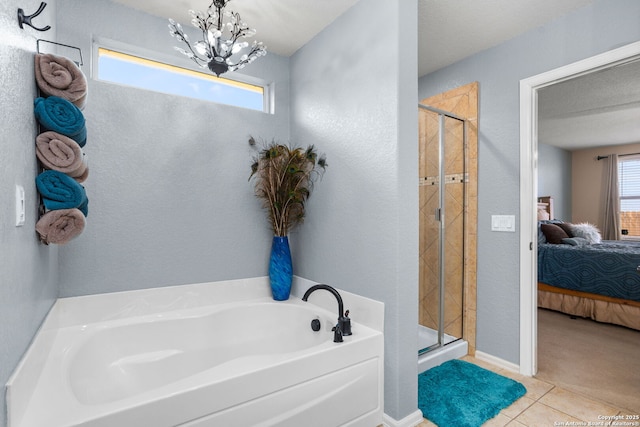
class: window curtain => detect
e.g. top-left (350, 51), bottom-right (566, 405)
top-left (602, 154), bottom-right (621, 240)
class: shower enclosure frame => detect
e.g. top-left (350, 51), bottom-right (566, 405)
top-left (418, 103), bottom-right (467, 356)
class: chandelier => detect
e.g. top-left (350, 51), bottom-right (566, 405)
top-left (168, 0), bottom-right (266, 77)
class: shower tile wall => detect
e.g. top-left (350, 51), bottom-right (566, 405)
top-left (419, 82), bottom-right (478, 355)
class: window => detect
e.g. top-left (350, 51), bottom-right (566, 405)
top-left (96, 48), bottom-right (265, 112)
top-left (619, 155), bottom-right (640, 238)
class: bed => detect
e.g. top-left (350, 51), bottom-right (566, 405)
top-left (536, 196), bottom-right (640, 331)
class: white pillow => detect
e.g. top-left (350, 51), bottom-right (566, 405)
top-left (569, 222), bottom-right (602, 244)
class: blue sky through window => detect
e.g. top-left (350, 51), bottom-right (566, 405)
top-left (98, 49), bottom-right (264, 111)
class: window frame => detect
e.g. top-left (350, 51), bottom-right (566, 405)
top-left (618, 153), bottom-right (640, 239)
top-left (92, 38), bottom-right (273, 113)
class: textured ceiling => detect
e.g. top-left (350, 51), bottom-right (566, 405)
top-left (538, 58), bottom-right (640, 150)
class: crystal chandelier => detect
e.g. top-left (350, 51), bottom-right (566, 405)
top-left (168, 0), bottom-right (266, 77)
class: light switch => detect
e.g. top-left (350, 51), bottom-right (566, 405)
top-left (491, 215), bottom-right (515, 232)
top-left (15, 185), bottom-right (25, 227)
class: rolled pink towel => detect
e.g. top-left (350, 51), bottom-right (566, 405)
top-left (74, 166), bottom-right (89, 183)
top-left (36, 131), bottom-right (88, 182)
top-left (35, 208), bottom-right (85, 245)
top-left (35, 53), bottom-right (88, 109)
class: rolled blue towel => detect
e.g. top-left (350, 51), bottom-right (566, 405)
top-left (34, 96), bottom-right (87, 147)
top-left (36, 170), bottom-right (88, 217)
top-left (77, 196), bottom-right (89, 217)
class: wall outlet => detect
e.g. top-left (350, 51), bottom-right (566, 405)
top-left (15, 185), bottom-right (25, 227)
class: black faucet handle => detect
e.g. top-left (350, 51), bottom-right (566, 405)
top-left (339, 310), bottom-right (352, 336)
top-left (332, 324), bottom-right (344, 342)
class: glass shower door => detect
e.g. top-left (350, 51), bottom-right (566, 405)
top-left (418, 105), bottom-right (465, 355)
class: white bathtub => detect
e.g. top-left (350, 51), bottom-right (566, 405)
top-left (7, 277), bottom-right (384, 427)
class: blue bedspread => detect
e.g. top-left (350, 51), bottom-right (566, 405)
top-left (538, 241), bottom-right (640, 302)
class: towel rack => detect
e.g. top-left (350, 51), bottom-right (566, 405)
top-left (37, 39), bottom-right (84, 67)
top-left (34, 39), bottom-right (85, 221)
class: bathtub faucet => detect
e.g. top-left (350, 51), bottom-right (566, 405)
top-left (302, 284), bottom-right (352, 342)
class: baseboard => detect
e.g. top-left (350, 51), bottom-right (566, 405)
top-left (382, 409), bottom-right (424, 427)
top-left (475, 350), bottom-right (521, 373)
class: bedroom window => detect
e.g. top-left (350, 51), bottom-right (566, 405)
top-left (619, 155), bottom-right (640, 238)
top-left (96, 48), bottom-right (266, 112)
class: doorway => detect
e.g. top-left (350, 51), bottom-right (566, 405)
top-left (519, 40), bottom-right (640, 376)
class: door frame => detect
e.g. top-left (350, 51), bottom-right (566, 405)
top-left (519, 40), bottom-right (640, 376)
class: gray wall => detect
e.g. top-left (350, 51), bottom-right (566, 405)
top-left (0, 1), bottom-right (59, 426)
top-left (418, 0), bottom-right (640, 364)
top-left (289, 0), bottom-right (419, 420)
top-left (538, 143), bottom-right (572, 221)
top-left (56, 0), bottom-right (290, 296)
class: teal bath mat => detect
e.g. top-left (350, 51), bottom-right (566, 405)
top-left (418, 359), bottom-right (526, 427)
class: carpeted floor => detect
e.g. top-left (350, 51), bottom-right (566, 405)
top-left (418, 359), bottom-right (526, 427)
top-left (536, 308), bottom-right (640, 413)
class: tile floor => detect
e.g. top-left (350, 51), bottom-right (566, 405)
top-left (418, 356), bottom-right (637, 427)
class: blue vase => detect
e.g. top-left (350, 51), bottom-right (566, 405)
top-left (269, 236), bottom-right (293, 301)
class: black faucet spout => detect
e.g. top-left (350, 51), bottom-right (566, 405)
top-left (302, 284), bottom-right (352, 338)
top-left (302, 284), bottom-right (344, 319)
